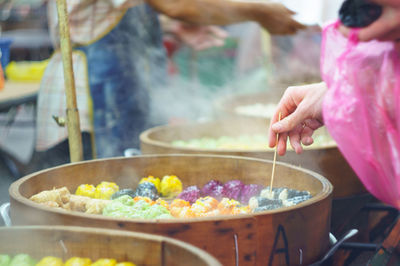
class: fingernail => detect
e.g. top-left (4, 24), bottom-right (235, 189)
top-left (272, 123), bottom-right (282, 131)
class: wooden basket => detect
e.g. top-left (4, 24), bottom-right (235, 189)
top-left (9, 155), bottom-right (332, 266)
top-left (0, 225), bottom-right (221, 265)
top-left (140, 118), bottom-right (365, 199)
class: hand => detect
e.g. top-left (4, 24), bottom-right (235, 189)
top-left (252, 2), bottom-right (306, 35)
top-left (173, 23), bottom-right (228, 51)
top-left (146, 0), bottom-right (305, 35)
top-left (268, 82), bottom-right (327, 156)
top-left (339, 0), bottom-right (400, 42)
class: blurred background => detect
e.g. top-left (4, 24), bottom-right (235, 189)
top-left (0, 0), bottom-right (343, 203)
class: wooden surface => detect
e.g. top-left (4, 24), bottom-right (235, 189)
top-left (0, 225), bottom-right (221, 266)
top-left (0, 81), bottom-right (39, 104)
top-left (56, 0), bottom-right (83, 162)
top-left (140, 118), bottom-right (366, 199)
top-left (9, 155), bottom-right (332, 266)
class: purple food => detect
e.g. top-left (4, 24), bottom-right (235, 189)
top-left (240, 184), bottom-right (264, 204)
top-left (178, 185), bottom-right (201, 203)
top-left (223, 180), bottom-right (244, 200)
top-left (201, 180), bottom-right (225, 200)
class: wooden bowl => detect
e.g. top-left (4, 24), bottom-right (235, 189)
top-left (140, 118), bottom-right (366, 199)
top-left (9, 155), bottom-right (332, 266)
top-left (0, 225), bottom-right (221, 265)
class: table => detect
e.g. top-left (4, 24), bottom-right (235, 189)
top-left (0, 81), bottom-right (40, 178)
top-left (0, 81), bottom-right (40, 112)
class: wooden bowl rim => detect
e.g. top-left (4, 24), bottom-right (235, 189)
top-left (9, 154), bottom-right (333, 224)
top-left (139, 121), bottom-right (338, 151)
top-left (0, 225), bottom-right (222, 265)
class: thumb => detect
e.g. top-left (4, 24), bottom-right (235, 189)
top-left (271, 108), bottom-right (307, 133)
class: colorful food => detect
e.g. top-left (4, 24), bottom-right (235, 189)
top-left (102, 195), bottom-right (172, 219)
top-left (160, 175), bottom-right (182, 198)
top-left (8, 254), bottom-right (36, 266)
top-left (223, 180), bottom-right (244, 201)
top-left (239, 184), bottom-right (264, 204)
top-left (36, 256), bottom-right (63, 266)
top-left (0, 255), bottom-right (136, 266)
top-left (0, 255), bottom-right (11, 266)
top-left (91, 258), bottom-right (117, 266)
top-left (111, 189), bottom-right (136, 200)
top-left (29, 174), bottom-right (312, 220)
top-left (94, 182), bottom-right (119, 200)
top-left (75, 184), bottom-right (96, 198)
top-left (139, 176), bottom-right (161, 193)
top-left (201, 180), bottom-right (225, 200)
top-left (134, 182), bottom-right (159, 200)
top-left (177, 186), bottom-right (201, 203)
top-left (249, 187), bottom-right (312, 212)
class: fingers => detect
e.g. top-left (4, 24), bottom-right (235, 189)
top-left (339, 5), bottom-right (400, 42)
top-left (358, 18), bottom-right (394, 41)
top-left (277, 132), bottom-right (288, 156)
top-left (288, 125), bottom-right (303, 154)
top-left (207, 25), bottom-right (229, 39)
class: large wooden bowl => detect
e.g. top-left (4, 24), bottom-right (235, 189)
top-left (0, 225), bottom-right (221, 265)
top-left (9, 155), bottom-right (332, 266)
top-left (140, 119), bottom-right (365, 199)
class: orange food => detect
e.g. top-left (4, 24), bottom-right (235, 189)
top-left (170, 198), bottom-right (190, 208)
top-left (133, 196), bottom-right (153, 204)
top-left (155, 198), bottom-right (169, 209)
top-left (217, 198), bottom-right (241, 215)
top-left (191, 197), bottom-right (218, 213)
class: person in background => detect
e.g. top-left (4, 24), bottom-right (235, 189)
top-left (30, 0), bottom-right (303, 172)
top-left (268, 0), bottom-right (400, 156)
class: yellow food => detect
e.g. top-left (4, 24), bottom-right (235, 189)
top-left (160, 175), bottom-right (182, 198)
top-left (94, 182), bottom-right (119, 200)
top-left (75, 184), bottom-right (96, 198)
top-left (64, 257), bottom-right (92, 266)
top-left (36, 256), bottom-right (63, 266)
top-left (91, 258), bottom-right (117, 266)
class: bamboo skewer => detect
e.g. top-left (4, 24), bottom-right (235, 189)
top-left (269, 112), bottom-right (282, 193)
top-left (56, 0), bottom-right (83, 162)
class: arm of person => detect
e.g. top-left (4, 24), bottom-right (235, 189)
top-left (160, 15), bottom-right (228, 51)
top-left (268, 82), bottom-right (327, 156)
top-left (340, 0), bottom-right (400, 41)
top-left (145, 0), bottom-right (305, 34)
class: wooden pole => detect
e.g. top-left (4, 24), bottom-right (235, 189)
top-left (56, 0), bottom-right (83, 162)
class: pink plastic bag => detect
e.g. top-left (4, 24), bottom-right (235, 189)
top-left (321, 20), bottom-right (400, 208)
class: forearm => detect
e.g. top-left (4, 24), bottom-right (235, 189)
top-left (146, 0), bottom-right (255, 26)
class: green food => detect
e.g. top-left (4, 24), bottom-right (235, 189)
top-left (0, 254), bottom-right (11, 266)
top-left (172, 134), bottom-right (335, 150)
top-left (9, 254), bottom-right (36, 266)
top-left (103, 195), bottom-right (172, 219)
